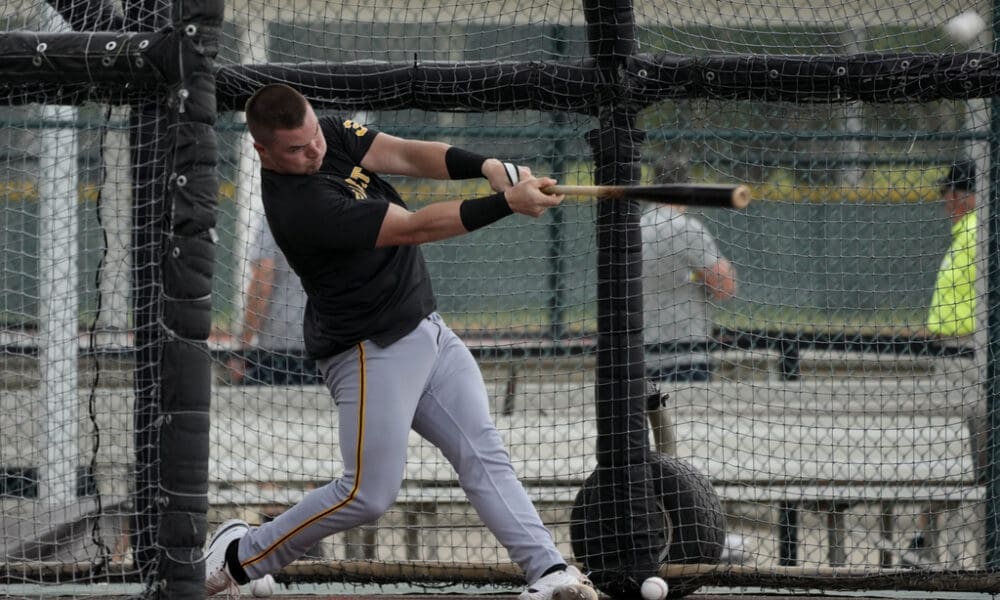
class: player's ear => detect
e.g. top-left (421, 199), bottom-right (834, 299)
top-left (252, 141), bottom-right (268, 160)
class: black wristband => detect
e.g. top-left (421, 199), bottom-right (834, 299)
top-left (460, 193), bottom-right (514, 231)
top-left (445, 146), bottom-right (487, 180)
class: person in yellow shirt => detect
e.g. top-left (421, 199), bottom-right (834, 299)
top-left (926, 160), bottom-right (977, 339)
top-left (899, 160), bottom-right (978, 568)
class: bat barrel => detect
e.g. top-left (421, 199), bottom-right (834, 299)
top-left (545, 184), bottom-right (752, 209)
top-left (627, 184), bottom-right (750, 209)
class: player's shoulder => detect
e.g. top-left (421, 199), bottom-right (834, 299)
top-left (262, 175), bottom-right (354, 239)
top-left (263, 170), bottom-right (344, 203)
top-left (261, 168), bottom-right (315, 190)
top-left (642, 205), bottom-right (681, 227)
top-left (682, 212), bottom-right (708, 232)
top-left (320, 114), bottom-right (378, 140)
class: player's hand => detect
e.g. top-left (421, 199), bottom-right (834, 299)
top-left (504, 177), bottom-right (563, 218)
top-left (483, 158), bottom-right (532, 192)
top-left (227, 356), bottom-right (247, 384)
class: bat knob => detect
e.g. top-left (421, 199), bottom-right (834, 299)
top-left (732, 185), bottom-right (751, 209)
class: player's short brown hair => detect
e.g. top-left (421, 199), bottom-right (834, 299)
top-left (244, 83), bottom-right (310, 145)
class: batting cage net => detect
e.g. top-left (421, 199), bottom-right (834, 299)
top-left (1, 0), bottom-right (999, 598)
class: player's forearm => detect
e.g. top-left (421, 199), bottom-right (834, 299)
top-left (375, 179), bottom-right (558, 247)
top-left (376, 201), bottom-right (468, 246)
top-left (402, 139), bottom-right (452, 179)
top-left (363, 134), bottom-right (452, 178)
top-left (240, 294), bottom-right (270, 345)
top-left (403, 143), bottom-right (503, 182)
top-left (240, 265), bottom-right (275, 346)
top-left (367, 134), bottom-right (516, 187)
top-left (444, 149), bottom-right (519, 190)
top-left (375, 193), bottom-right (514, 247)
top-left (377, 138), bottom-right (451, 179)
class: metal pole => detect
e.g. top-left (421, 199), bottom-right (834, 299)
top-left (548, 24), bottom-right (567, 341)
top-left (232, 17), bottom-right (269, 335)
top-left (96, 106), bottom-right (131, 333)
top-left (37, 2), bottom-right (79, 509)
top-left (984, 0), bottom-right (1000, 569)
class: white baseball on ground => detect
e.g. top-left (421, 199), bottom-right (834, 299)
top-left (250, 573), bottom-right (276, 597)
top-left (640, 576), bottom-right (669, 600)
top-left (944, 10), bottom-right (986, 43)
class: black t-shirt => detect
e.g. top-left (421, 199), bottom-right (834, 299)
top-left (261, 116), bottom-right (436, 359)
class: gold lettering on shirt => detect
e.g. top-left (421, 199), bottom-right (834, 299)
top-left (345, 166), bottom-right (370, 199)
top-left (342, 119), bottom-right (369, 137)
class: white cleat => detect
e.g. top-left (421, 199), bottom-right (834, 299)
top-left (520, 565), bottom-right (599, 600)
top-left (205, 519), bottom-right (251, 597)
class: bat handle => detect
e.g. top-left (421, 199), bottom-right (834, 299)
top-left (542, 185), bottom-right (615, 198)
top-left (543, 185), bottom-right (581, 196)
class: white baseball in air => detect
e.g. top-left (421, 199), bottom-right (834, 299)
top-left (250, 574), bottom-right (276, 598)
top-left (640, 576), bottom-right (669, 600)
top-left (944, 10), bottom-right (986, 43)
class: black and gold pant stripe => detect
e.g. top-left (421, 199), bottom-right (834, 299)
top-left (240, 343), bottom-right (367, 570)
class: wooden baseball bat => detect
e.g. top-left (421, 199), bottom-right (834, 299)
top-left (542, 183), bottom-right (751, 209)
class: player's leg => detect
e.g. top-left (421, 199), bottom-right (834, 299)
top-left (206, 322), bottom-right (439, 592)
top-left (644, 379), bottom-right (676, 455)
top-left (411, 314), bottom-right (591, 596)
top-left (238, 335), bottom-right (435, 577)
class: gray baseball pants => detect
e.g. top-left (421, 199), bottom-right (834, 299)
top-left (236, 312), bottom-right (564, 583)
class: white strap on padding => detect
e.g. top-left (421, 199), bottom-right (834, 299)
top-left (503, 161), bottom-right (520, 185)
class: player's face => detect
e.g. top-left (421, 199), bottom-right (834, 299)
top-left (259, 107), bottom-right (327, 175)
top-left (943, 189), bottom-right (974, 222)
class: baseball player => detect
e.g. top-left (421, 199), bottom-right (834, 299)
top-left (204, 83), bottom-right (597, 600)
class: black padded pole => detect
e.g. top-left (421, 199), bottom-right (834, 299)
top-left (123, 0), bottom-right (169, 582)
top-left (128, 104), bottom-right (165, 579)
top-left (585, 0), bottom-right (664, 592)
top-left (152, 0), bottom-right (223, 596)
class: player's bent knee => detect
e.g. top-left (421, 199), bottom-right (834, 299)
top-left (350, 486), bottom-right (401, 522)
